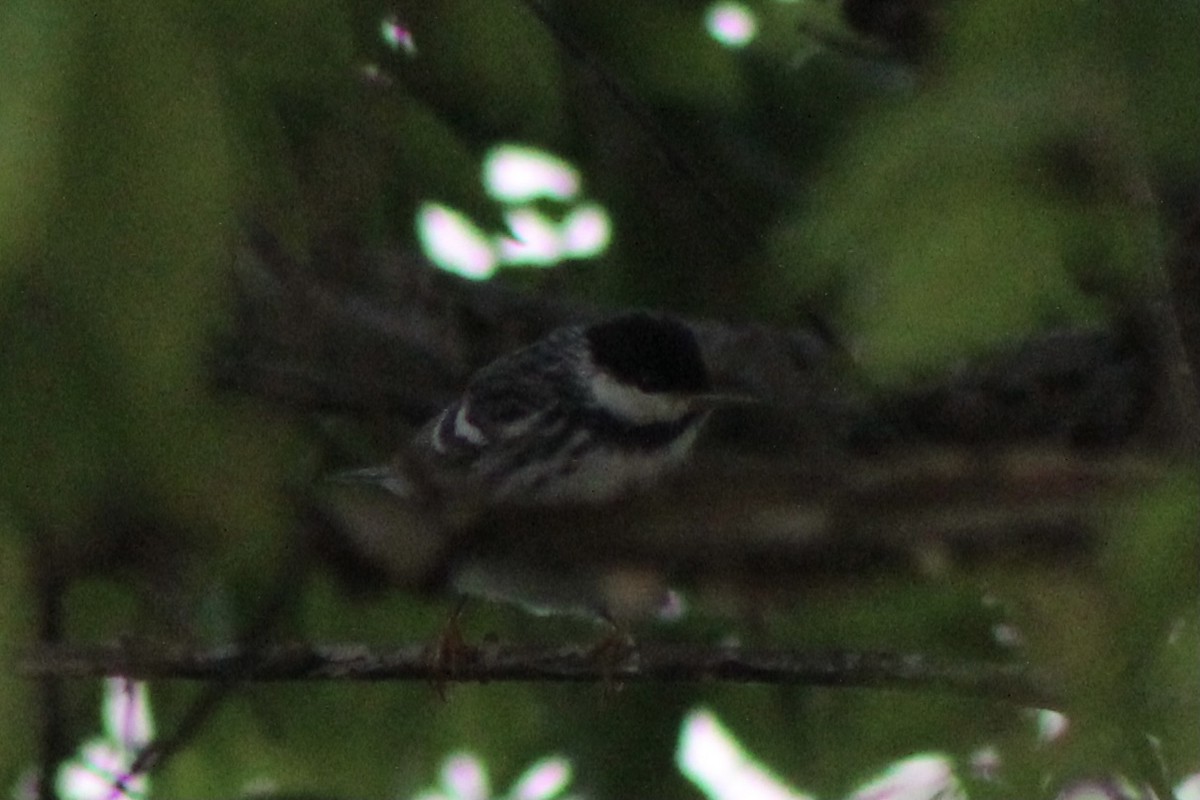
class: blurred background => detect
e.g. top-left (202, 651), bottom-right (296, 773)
top-left (2, 0), bottom-right (1199, 797)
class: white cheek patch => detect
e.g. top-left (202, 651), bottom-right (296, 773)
top-left (589, 369), bottom-right (691, 424)
top-left (454, 402), bottom-right (488, 446)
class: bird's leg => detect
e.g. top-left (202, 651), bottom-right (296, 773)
top-left (425, 596), bottom-right (471, 699)
top-left (588, 613), bottom-right (639, 696)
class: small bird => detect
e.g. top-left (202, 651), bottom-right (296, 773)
top-left (359, 312), bottom-right (721, 510)
top-left (333, 312), bottom-right (730, 620)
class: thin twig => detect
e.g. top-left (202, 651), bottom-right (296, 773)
top-left (107, 544), bottom-right (310, 795)
top-left (33, 534), bottom-right (66, 800)
top-left (515, 0), bottom-right (760, 264)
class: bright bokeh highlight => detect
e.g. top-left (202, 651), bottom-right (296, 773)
top-left (380, 14), bottom-right (417, 55)
top-left (416, 203), bottom-right (498, 280)
top-left (103, 679), bottom-right (153, 747)
top-left (484, 144), bottom-right (581, 202)
top-left (56, 679), bottom-right (153, 800)
top-left (846, 753), bottom-right (964, 800)
top-left (499, 207), bottom-right (563, 265)
top-left (58, 740), bottom-right (148, 800)
top-left (677, 709), bottom-right (814, 800)
top-left (1176, 773), bottom-right (1200, 800)
top-left (413, 751), bottom-right (575, 800)
top-left (510, 757), bottom-right (573, 800)
top-left (418, 144), bottom-right (611, 277)
top-left (1036, 709), bottom-right (1069, 742)
top-left (443, 753), bottom-right (489, 800)
top-left (705, 2), bottom-right (758, 48)
top-left (969, 745), bottom-right (1002, 781)
top-left (560, 203), bottom-right (612, 258)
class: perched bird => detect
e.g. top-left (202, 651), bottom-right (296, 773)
top-left (332, 311), bottom-right (733, 619)
top-left (357, 312), bottom-right (722, 510)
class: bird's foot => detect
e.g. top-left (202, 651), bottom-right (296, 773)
top-left (588, 621), bottom-right (638, 697)
top-left (425, 598), bottom-right (470, 700)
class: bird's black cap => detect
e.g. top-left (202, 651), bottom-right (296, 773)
top-left (585, 313), bottom-right (710, 394)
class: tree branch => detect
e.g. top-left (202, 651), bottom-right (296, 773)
top-left (315, 448), bottom-right (1166, 597)
top-left (218, 228), bottom-right (849, 436)
top-left (17, 640), bottom-right (1061, 709)
top-left (221, 229), bottom-right (1164, 467)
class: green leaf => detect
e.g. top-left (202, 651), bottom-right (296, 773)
top-left (0, 0), bottom-right (73, 273)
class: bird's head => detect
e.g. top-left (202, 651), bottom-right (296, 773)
top-left (582, 313), bottom-right (714, 425)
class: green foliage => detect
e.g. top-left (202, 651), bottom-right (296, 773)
top-left (785, 0), bottom-right (1174, 381)
top-left (399, 0), bottom-right (564, 141)
top-left (577, 0), bottom-right (748, 111)
top-left (0, 0), bottom-right (72, 270)
top-left (1, 0), bottom-right (1197, 796)
top-left (0, 0), bottom-right (309, 780)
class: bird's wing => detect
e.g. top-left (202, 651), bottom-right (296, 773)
top-left (416, 329), bottom-right (581, 466)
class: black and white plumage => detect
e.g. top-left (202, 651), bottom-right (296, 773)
top-left (332, 312), bottom-right (720, 619)
top-left (401, 312), bottom-right (715, 508)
